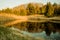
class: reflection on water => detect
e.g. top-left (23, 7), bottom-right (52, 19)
top-left (32, 32), bottom-right (60, 40)
top-left (0, 26), bottom-right (60, 40)
top-left (21, 31), bottom-right (60, 40)
top-left (0, 19), bottom-right (60, 40)
top-left (10, 22), bottom-right (60, 40)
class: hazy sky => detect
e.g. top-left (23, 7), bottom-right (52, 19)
top-left (0, 0), bottom-right (60, 9)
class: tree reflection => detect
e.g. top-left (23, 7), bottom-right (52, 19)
top-left (26, 22), bottom-right (60, 36)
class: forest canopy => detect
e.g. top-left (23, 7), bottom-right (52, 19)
top-left (0, 2), bottom-right (60, 17)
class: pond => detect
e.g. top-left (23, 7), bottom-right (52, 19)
top-left (20, 30), bottom-right (60, 40)
top-left (0, 26), bottom-right (60, 40)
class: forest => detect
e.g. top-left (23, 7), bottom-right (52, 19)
top-left (0, 2), bottom-right (60, 17)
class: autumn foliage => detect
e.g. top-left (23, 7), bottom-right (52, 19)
top-left (0, 2), bottom-right (60, 17)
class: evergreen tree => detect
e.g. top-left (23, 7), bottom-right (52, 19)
top-left (45, 2), bottom-right (54, 17)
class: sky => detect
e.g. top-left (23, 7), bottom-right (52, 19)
top-left (0, 0), bottom-right (60, 9)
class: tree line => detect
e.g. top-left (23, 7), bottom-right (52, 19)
top-left (0, 2), bottom-right (60, 17)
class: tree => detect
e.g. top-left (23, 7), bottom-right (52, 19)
top-left (0, 10), bottom-right (2, 13)
top-left (35, 4), bottom-right (41, 15)
top-left (53, 3), bottom-right (57, 6)
top-left (13, 10), bottom-right (19, 15)
top-left (54, 6), bottom-right (60, 16)
top-left (27, 3), bottom-right (35, 15)
top-left (41, 5), bottom-right (46, 15)
top-left (20, 8), bottom-right (27, 16)
top-left (4, 8), bottom-right (12, 13)
top-left (45, 2), bottom-right (54, 17)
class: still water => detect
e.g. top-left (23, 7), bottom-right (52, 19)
top-left (21, 30), bottom-right (60, 40)
top-left (8, 22), bottom-right (60, 40)
top-left (0, 26), bottom-right (60, 40)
